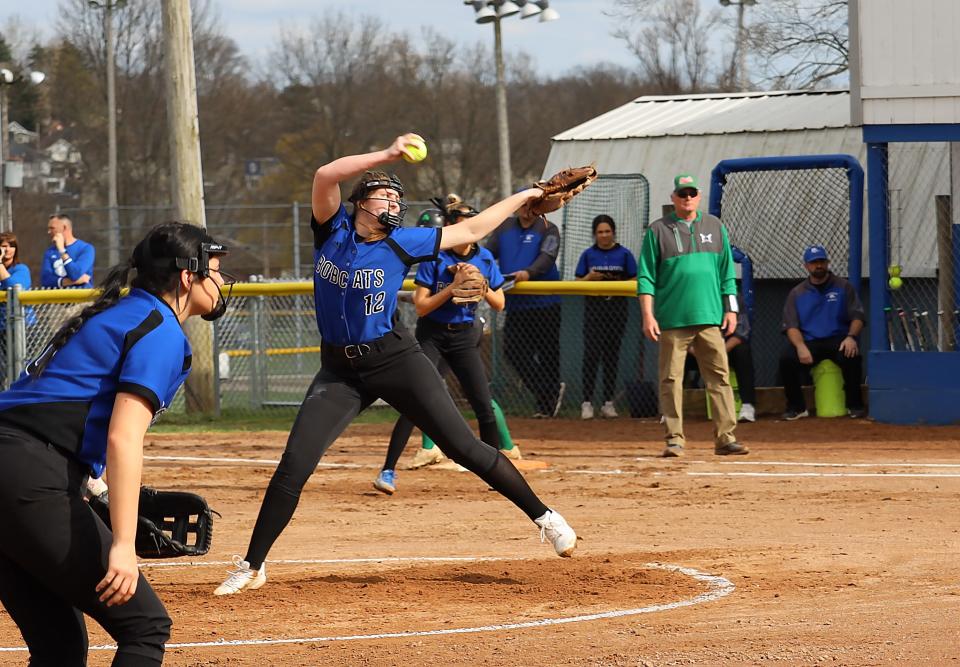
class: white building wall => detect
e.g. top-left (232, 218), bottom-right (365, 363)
top-left (857, 0), bottom-right (960, 125)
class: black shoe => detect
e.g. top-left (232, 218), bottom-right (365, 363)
top-left (847, 408), bottom-right (867, 419)
top-left (782, 408), bottom-right (809, 421)
top-left (715, 442), bottom-right (749, 456)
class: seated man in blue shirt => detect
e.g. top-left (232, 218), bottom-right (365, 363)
top-left (42, 215), bottom-right (95, 288)
top-left (779, 245), bottom-right (866, 420)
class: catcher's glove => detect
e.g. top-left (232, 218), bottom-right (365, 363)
top-left (528, 164), bottom-right (598, 216)
top-left (449, 263), bottom-right (488, 305)
top-left (90, 486), bottom-right (218, 559)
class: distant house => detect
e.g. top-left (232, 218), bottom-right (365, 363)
top-left (5, 121), bottom-right (83, 195)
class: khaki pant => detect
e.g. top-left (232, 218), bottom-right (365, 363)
top-left (658, 325), bottom-right (737, 447)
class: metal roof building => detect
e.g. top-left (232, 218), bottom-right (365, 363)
top-left (543, 90), bottom-right (948, 278)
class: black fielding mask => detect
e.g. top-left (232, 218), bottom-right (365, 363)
top-left (349, 174), bottom-right (408, 228)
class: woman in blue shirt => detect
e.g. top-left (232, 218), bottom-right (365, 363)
top-left (0, 222), bottom-right (233, 666)
top-left (373, 194), bottom-right (513, 495)
top-left (0, 232), bottom-right (33, 386)
top-left (215, 134), bottom-right (577, 597)
top-left (575, 215), bottom-right (637, 420)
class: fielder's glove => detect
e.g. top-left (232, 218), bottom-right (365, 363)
top-left (449, 263), bottom-right (488, 305)
top-left (528, 164), bottom-right (598, 216)
top-left (90, 486), bottom-right (218, 559)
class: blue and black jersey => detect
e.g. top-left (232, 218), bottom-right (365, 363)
top-left (414, 245), bottom-right (505, 325)
top-left (781, 272), bottom-right (865, 341)
top-left (0, 288), bottom-right (191, 477)
top-left (311, 205), bottom-right (440, 345)
top-left (41, 239), bottom-right (95, 288)
top-left (486, 216), bottom-right (560, 311)
top-left (574, 243), bottom-right (638, 281)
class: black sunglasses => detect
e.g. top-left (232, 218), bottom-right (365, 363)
top-left (675, 189), bottom-right (699, 199)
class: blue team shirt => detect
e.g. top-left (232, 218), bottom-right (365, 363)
top-left (0, 263), bottom-right (36, 329)
top-left (41, 238), bottom-right (95, 288)
top-left (574, 243), bottom-right (638, 281)
top-left (488, 221), bottom-right (560, 310)
top-left (414, 246), bottom-right (505, 325)
top-left (312, 205), bottom-right (440, 345)
top-left (0, 288), bottom-right (191, 477)
top-left (782, 273), bottom-right (865, 341)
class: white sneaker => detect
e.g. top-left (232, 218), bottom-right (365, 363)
top-left (214, 555), bottom-right (267, 596)
top-left (580, 401), bottom-right (594, 420)
top-left (738, 403), bottom-right (756, 422)
top-left (407, 446), bottom-right (445, 470)
top-left (500, 445), bottom-right (522, 460)
top-left (534, 510), bottom-right (577, 557)
top-left (600, 401), bottom-right (618, 419)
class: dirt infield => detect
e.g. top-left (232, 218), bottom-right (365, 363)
top-left (2, 417), bottom-right (959, 665)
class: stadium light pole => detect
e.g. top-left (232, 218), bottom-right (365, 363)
top-left (0, 66), bottom-right (46, 232)
top-left (466, 1), bottom-right (559, 199)
top-left (89, 0), bottom-right (127, 266)
top-left (719, 0), bottom-right (756, 92)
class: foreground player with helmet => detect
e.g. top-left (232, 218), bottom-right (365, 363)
top-left (0, 222), bottom-right (233, 666)
top-left (215, 134), bottom-right (578, 596)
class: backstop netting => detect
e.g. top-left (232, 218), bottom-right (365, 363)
top-left (710, 155), bottom-right (865, 386)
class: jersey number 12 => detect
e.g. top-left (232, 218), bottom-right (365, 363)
top-left (364, 291), bottom-right (385, 316)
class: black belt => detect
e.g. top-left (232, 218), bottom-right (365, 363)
top-left (444, 321), bottom-right (474, 331)
top-left (321, 331), bottom-right (403, 359)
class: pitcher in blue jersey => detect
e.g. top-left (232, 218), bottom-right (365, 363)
top-left (373, 193), bottom-right (518, 495)
top-left (0, 222), bottom-right (233, 666)
top-left (215, 135), bottom-right (578, 596)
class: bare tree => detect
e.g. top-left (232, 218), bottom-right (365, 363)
top-left (750, 0), bottom-right (848, 89)
top-left (607, 0), bottom-right (727, 93)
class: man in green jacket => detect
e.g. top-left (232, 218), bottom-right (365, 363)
top-left (637, 174), bottom-right (749, 457)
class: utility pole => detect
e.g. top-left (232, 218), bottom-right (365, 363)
top-left (161, 0), bottom-right (217, 414)
top-left (493, 17), bottom-right (512, 200)
top-left (89, 1), bottom-right (125, 265)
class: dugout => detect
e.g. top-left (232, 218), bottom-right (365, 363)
top-left (542, 88), bottom-right (955, 423)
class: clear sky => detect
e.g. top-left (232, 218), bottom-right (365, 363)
top-left (2, 0), bottom-right (656, 77)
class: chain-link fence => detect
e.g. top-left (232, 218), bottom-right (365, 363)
top-left (56, 202), bottom-right (438, 282)
top-left (559, 174), bottom-right (650, 279)
top-left (2, 282), bottom-right (655, 419)
top-left (880, 143), bottom-right (956, 352)
top-left (709, 155), bottom-right (866, 386)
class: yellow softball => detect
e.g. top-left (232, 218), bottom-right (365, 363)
top-left (403, 138), bottom-right (428, 163)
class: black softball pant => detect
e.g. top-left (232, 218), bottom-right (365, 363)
top-left (0, 427), bottom-right (170, 666)
top-left (779, 335), bottom-right (864, 411)
top-left (383, 319), bottom-right (501, 471)
top-left (581, 298), bottom-right (628, 405)
top-left (504, 304), bottom-right (561, 415)
top-left (243, 330), bottom-right (548, 569)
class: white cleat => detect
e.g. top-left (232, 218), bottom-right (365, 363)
top-left (738, 403), bottom-right (756, 422)
top-left (534, 510), bottom-right (577, 557)
top-left (214, 555), bottom-right (267, 596)
top-left (600, 401), bottom-right (619, 419)
top-left (407, 446), bottom-right (445, 470)
top-left (580, 401), bottom-right (594, 420)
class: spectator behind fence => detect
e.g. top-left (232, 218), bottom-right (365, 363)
top-left (486, 199), bottom-right (565, 418)
top-left (637, 173), bottom-right (748, 457)
top-left (684, 293), bottom-right (757, 422)
top-left (0, 232), bottom-right (33, 386)
top-left (779, 245), bottom-right (866, 420)
top-left (42, 215), bottom-right (95, 288)
top-left (574, 214), bottom-right (637, 420)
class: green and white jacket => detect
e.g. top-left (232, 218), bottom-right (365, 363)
top-left (636, 211), bottom-right (738, 330)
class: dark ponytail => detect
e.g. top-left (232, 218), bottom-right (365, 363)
top-left (28, 222), bottom-right (220, 377)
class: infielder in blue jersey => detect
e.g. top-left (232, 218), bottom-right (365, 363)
top-left (373, 193), bottom-right (515, 495)
top-left (0, 222), bottom-right (233, 666)
top-left (215, 134), bottom-right (578, 596)
top-left (574, 215), bottom-right (638, 420)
